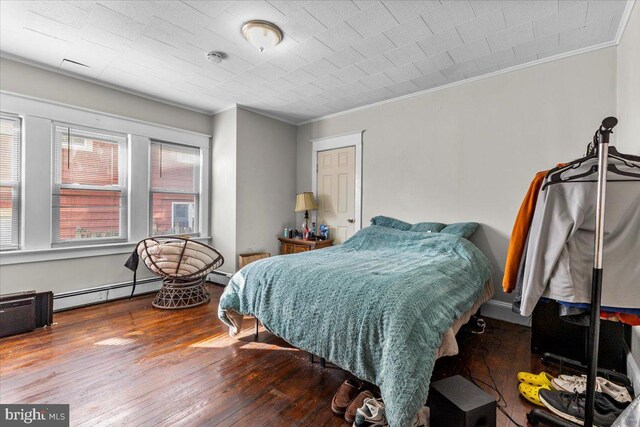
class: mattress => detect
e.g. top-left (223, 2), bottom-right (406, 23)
top-left (218, 225), bottom-right (492, 427)
top-left (436, 280), bottom-right (494, 359)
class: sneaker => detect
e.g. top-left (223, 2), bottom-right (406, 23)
top-left (597, 391), bottom-right (631, 414)
top-left (345, 391), bottom-right (374, 423)
top-left (552, 375), bottom-right (633, 403)
top-left (332, 378), bottom-right (362, 415)
top-left (353, 398), bottom-right (387, 427)
top-left (539, 390), bottom-right (622, 426)
top-left (411, 406), bottom-right (430, 427)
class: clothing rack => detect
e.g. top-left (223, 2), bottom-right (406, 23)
top-left (527, 117), bottom-right (619, 427)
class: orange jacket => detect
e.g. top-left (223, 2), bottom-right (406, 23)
top-left (503, 170), bottom-right (551, 293)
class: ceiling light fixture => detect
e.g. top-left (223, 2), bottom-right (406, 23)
top-left (241, 20), bottom-right (282, 52)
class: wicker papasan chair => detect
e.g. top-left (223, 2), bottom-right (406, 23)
top-left (125, 237), bottom-right (224, 309)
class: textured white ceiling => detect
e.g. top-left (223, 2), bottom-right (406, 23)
top-left (0, 1), bottom-right (630, 123)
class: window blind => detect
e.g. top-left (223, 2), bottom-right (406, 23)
top-left (150, 142), bottom-right (200, 236)
top-left (0, 114), bottom-right (21, 250)
top-left (52, 124), bottom-right (128, 244)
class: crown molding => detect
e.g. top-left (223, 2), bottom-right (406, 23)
top-left (616, 0), bottom-right (636, 44)
top-left (0, 90), bottom-right (213, 138)
top-left (211, 103), bottom-right (239, 116)
top-left (236, 105), bottom-right (299, 126)
top-left (210, 103), bottom-right (297, 126)
top-left (297, 41), bottom-right (619, 126)
top-left (297, 0), bottom-right (636, 126)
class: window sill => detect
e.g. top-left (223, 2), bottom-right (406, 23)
top-left (0, 236), bottom-right (212, 266)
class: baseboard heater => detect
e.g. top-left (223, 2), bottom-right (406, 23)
top-left (53, 277), bottom-right (161, 312)
top-left (0, 291), bottom-right (53, 338)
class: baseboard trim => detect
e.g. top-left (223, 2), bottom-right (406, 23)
top-left (625, 344), bottom-right (640, 395)
top-left (52, 270), bottom-right (233, 312)
top-left (480, 299), bottom-right (531, 327)
top-left (53, 279), bottom-right (162, 312)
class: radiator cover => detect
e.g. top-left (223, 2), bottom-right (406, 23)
top-left (0, 291), bottom-right (53, 338)
top-left (0, 297), bottom-right (35, 337)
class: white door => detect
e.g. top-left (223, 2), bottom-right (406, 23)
top-left (317, 146), bottom-right (356, 244)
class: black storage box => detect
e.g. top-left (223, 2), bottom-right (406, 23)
top-left (0, 291), bottom-right (53, 338)
top-left (430, 375), bottom-right (496, 427)
top-left (0, 295), bottom-right (35, 337)
top-left (531, 300), bottom-right (630, 373)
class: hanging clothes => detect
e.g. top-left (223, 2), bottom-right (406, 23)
top-left (600, 311), bottom-right (640, 326)
top-left (504, 165), bottom-right (569, 292)
top-left (503, 169), bottom-right (553, 293)
top-left (519, 157), bottom-right (640, 317)
top-left (557, 302), bottom-right (640, 326)
top-left (511, 231), bottom-right (529, 313)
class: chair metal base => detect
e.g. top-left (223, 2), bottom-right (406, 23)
top-left (152, 278), bottom-right (210, 309)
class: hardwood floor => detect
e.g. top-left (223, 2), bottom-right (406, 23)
top-left (0, 284), bottom-right (546, 426)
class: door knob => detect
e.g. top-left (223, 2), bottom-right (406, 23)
top-left (347, 218), bottom-right (355, 223)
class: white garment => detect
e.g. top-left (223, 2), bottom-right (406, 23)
top-left (519, 159), bottom-right (640, 316)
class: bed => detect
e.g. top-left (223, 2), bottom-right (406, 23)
top-left (218, 224), bottom-right (493, 427)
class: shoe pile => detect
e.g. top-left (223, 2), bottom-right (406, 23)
top-left (517, 371), bottom-right (634, 426)
top-left (331, 378), bottom-right (430, 427)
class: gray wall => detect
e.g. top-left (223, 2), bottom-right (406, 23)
top-left (0, 254), bottom-right (155, 295)
top-left (211, 108), bottom-right (238, 274)
top-left (616, 3), bottom-right (640, 378)
top-left (211, 107), bottom-right (297, 273)
top-left (296, 47), bottom-right (618, 304)
top-left (236, 108), bottom-right (297, 262)
top-left (617, 3), bottom-right (640, 154)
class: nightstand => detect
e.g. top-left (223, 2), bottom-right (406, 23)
top-left (277, 237), bottom-right (333, 255)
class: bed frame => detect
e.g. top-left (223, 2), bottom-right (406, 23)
top-left (254, 318), bottom-right (327, 367)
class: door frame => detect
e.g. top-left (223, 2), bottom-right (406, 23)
top-left (311, 131), bottom-right (363, 232)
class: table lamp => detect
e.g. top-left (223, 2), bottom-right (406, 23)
top-left (295, 192), bottom-right (317, 231)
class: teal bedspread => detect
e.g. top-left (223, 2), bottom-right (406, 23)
top-left (218, 225), bottom-right (491, 427)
